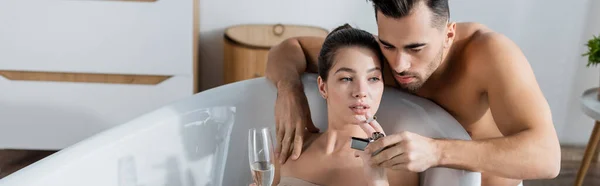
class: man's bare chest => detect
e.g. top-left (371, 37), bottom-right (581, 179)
top-left (426, 84), bottom-right (497, 137)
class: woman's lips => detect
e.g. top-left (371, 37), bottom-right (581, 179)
top-left (350, 104), bottom-right (370, 115)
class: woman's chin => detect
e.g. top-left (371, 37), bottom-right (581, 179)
top-left (334, 114), bottom-right (368, 125)
top-left (351, 114), bottom-right (367, 124)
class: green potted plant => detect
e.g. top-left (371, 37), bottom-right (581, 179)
top-left (583, 34), bottom-right (600, 98)
top-left (583, 34), bottom-right (600, 67)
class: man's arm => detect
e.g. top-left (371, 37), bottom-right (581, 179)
top-left (436, 33), bottom-right (561, 179)
top-left (264, 37), bottom-right (325, 163)
top-left (265, 37), bottom-right (324, 88)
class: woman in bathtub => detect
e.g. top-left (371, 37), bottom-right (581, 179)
top-left (252, 24), bottom-right (419, 186)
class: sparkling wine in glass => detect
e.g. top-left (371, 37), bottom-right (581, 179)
top-left (248, 127), bottom-right (275, 186)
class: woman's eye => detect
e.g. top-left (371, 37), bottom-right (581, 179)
top-left (340, 77), bottom-right (352, 82)
top-left (369, 77), bottom-right (381, 82)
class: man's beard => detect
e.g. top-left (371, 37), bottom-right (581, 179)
top-left (398, 78), bottom-right (423, 93)
top-left (396, 49), bottom-right (443, 93)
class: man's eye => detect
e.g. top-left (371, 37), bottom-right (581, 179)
top-left (410, 48), bottom-right (423, 52)
top-left (383, 45), bottom-right (395, 49)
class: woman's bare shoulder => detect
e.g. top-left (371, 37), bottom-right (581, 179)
top-left (387, 169), bottom-right (420, 186)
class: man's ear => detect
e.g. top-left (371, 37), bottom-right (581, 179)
top-left (317, 76), bottom-right (328, 99)
top-left (445, 22), bottom-right (456, 48)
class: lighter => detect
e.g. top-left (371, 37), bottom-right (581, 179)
top-left (350, 137), bottom-right (370, 151)
top-left (351, 131), bottom-right (386, 155)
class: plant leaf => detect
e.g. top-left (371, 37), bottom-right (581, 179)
top-left (583, 34), bottom-right (600, 67)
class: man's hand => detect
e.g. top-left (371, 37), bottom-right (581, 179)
top-left (264, 37), bottom-right (324, 164)
top-left (365, 131), bottom-right (441, 172)
top-left (274, 86), bottom-right (319, 164)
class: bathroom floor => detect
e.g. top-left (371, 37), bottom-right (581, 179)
top-left (0, 149), bottom-right (56, 178)
top-left (523, 145), bottom-right (600, 186)
top-left (0, 146), bottom-right (599, 185)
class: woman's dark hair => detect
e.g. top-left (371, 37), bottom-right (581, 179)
top-left (318, 24), bottom-right (384, 81)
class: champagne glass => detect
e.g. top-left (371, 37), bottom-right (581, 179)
top-left (248, 127), bottom-right (275, 186)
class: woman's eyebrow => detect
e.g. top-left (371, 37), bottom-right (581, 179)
top-left (335, 67), bottom-right (381, 74)
top-left (367, 67), bottom-right (381, 73)
top-left (334, 67), bottom-right (355, 74)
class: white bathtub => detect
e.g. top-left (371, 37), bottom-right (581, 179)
top-left (0, 74), bottom-right (481, 186)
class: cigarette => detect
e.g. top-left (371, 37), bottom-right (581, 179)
top-left (365, 115), bottom-right (377, 123)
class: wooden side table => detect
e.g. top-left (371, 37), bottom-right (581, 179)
top-left (575, 87), bottom-right (600, 186)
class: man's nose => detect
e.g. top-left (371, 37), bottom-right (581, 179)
top-left (394, 53), bottom-right (411, 73)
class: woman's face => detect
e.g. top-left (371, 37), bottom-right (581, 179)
top-left (318, 46), bottom-right (384, 125)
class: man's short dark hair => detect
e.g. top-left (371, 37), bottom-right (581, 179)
top-left (368, 0), bottom-right (449, 29)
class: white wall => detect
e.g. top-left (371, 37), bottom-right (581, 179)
top-left (198, 0), bottom-right (378, 90)
top-left (199, 0), bottom-right (596, 145)
top-left (563, 0), bottom-right (600, 145)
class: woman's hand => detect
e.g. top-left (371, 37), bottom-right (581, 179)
top-left (355, 113), bottom-right (389, 186)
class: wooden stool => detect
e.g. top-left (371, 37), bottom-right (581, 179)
top-left (575, 87), bottom-right (600, 186)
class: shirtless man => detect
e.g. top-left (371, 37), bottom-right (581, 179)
top-left (265, 0), bottom-right (560, 185)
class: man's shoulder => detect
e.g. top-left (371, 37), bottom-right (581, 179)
top-left (463, 26), bottom-right (525, 64)
top-left (459, 25), bottom-right (530, 88)
top-left (462, 27), bottom-right (520, 61)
